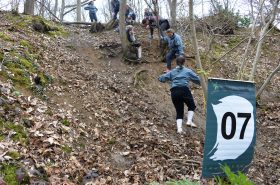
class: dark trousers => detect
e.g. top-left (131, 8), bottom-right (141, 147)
top-left (90, 12), bottom-right (97, 22)
top-left (171, 86), bottom-right (196, 120)
top-left (159, 21), bottom-right (170, 37)
top-left (150, 21), bottom-right (170, 37)
top-left (166, 50), bottom-right (177, 70)
top-left (113, 10), bottom-right (119, 20)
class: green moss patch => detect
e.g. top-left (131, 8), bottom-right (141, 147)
top-left (61, 145), bottom-right (72, 153)
top-left (0, 31), bottom-right (13, 41)
top-left (227, 36), bottom-right (242, 48)
top-left (61, 118), bottom-right (70, 126)
top-left (20, 39), bottom-right (33, 50)
top-left (0, 120), bottom-right (28, 144)
top-left (4, 61), bottom-right (32, 87)
top-left (6, 151), bottom-right (21, 159)
top-left (0, 163), bottom-right (29, 185)
top-left (108, 138), bottom-right (117, 145)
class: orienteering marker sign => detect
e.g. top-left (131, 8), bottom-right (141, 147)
top-left (202, 78), bottom-right (256, 178)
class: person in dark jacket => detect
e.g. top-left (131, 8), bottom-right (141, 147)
top-left (125, 5), bottom-right (136, 24)
top-left (84, 0), bottom-right (98, 22)
top-left (111, 0), bottom-right (120, 20)
top-left (142, 16), bottom-right (170, 39)
top-left (162, 28), bottom-right (185, 72)
top-left (158, 56), bottom-right (201, 133)
top-left (144, 8), bottom-right (154, 19)
top-left (126, 25), bottom-right (142, 60)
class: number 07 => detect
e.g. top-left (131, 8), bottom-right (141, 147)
top-left (221, 112), bottom-right (252, 140)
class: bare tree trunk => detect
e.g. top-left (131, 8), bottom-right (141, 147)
top-left (24, 0), bottom-right (35, 15)
top-left (60, 0), bottom-right (65, 22)
top-left (119, 0), bottom-right (129, 52)
top-left (62, 0), bottom-right (90, 19)
top-left (189, 0), bottom-right (207, 99)
top-left (237, 0), bottom-right (264, 80)
top-left (77, 0), bottom-right (82, 22)
top-left (249, 0), bottom-right (279, 81)
top-left (108, 0), bottom-right (112, 19)
top-left (53, 0), bottom-right (58, 18)
top-left (256, 63), bottom-right (280, 98)
top-left (167, 0), bottom-right (177, 28)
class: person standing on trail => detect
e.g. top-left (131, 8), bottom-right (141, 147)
top-left (126, 25), bottom-right (142, 60)
top-left (144, 8), bottom-right (154, 19)
top-left (84, 0), bottom-right (98, 22)
top-left (158, 56), bottom-right (200, 133)
top-left (125, 5), bottom-right (136, 25)
top-left (162, 28), bottom-right (185, 73)
top-left (111, 0), bottom-right (120, 20)
top-left (142, 16), bottom-right (170, 39)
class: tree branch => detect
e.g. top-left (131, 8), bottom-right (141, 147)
top-left (209, 37), bottom-right (248, 67)
top-left (256, 63), bottom-right (280, 98)
top-left (34, 0), bottom-right (60, 21)
top-left (63, 0), bottom-right (90, 16)
top-left (155, 148), bottom-right (200, 166)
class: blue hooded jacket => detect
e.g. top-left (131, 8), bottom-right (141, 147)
top-left (158, 66), bottom-right (200, 89)
top-left (111, 0), bottom-right (120, 12)
top-left (163, 33), bottom-right (184, 55)
top-left (84, 3), bottom-right (98, 14)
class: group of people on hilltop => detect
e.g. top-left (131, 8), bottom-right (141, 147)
top-left (85, 0), bottom-right (201, 134)
top-left (84, 0), bottom-right (136, 24)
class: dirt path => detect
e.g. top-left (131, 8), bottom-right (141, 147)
top-left (44, 26), bottom-right (280, 185)
top-left (43, 28), bottom-right (206, 184)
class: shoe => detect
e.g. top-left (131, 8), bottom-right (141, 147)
top-left (186, 121), bottom-right (197, 128)
top-left (177, 119), bottom-right (183, 133)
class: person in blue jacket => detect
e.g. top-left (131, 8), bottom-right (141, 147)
top-left (111, 0), bottom-right (120, 20)
top-left (84, 0), bottom-right (98, 22)
top-left (162, 28), bottom-right (185, 73)
top-left (158, 55), bottom-right (200, 133)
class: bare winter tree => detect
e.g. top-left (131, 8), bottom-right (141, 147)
top-left (167, 0), bottom-right (177, 28)
top-left (11, 0), bottom-right (20, 12)
top-left (237, 0), bottom-right (265, 80)
top-left (77, 0), bottom-right (82, 22)
top-left (53, 0), bottom-right (58, 17)
top-left (249, 0), bottom-right (280, 81)
top-left (39, 0), bottom-right (46, 17)
top-left (189, 0), bottom-right (207, 98)
top-left (100, 1), bottom-right (111, 22)
top-left (60, 0), bottom-right (90, 22)
top-left (119, 0), bottom-right (129, 53)
top-left (24, 0), bottom-right (35, 15)
top-left (60, 0), bottom-right (65, 21)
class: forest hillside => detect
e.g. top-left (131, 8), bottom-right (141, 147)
top-left (0, 11), bottom-right (279, 185)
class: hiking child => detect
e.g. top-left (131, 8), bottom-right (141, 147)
top-left (126, 25), bottom-right (142, 60)
top-left (84, 0), bottom-right (98, 22)
top-left (125, 5), bottom-right (136, 24)
top-left (158, 56), bottom-right (201, 133)
top-left (142, 16), bottom-right (170, 39)
top-left (111, 0), bottom-right (120, 20)
top-left (162, 28), bottom-right (184, 73)
top-left (144, 8), bottom-right (154, 19)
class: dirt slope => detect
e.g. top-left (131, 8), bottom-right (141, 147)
top-left (0, 12), bottom-right (279, 185)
